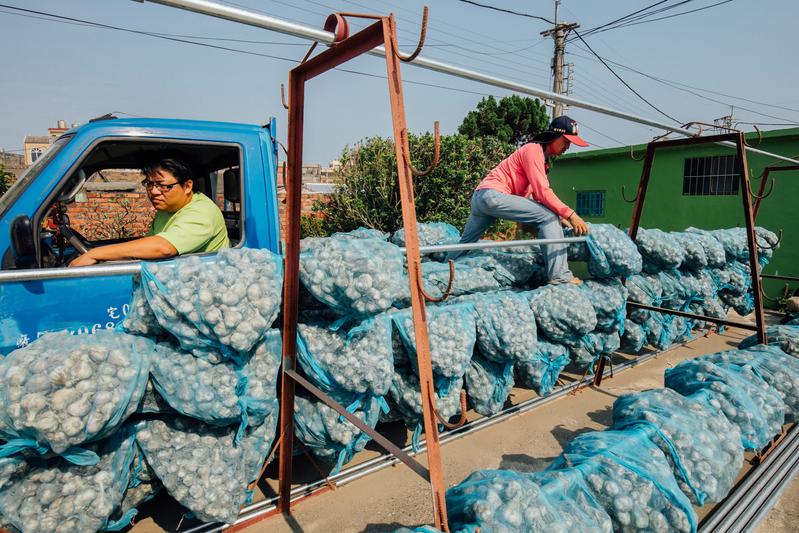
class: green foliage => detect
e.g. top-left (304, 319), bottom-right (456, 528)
top-left (308, 133), bottom-right (515, 236)
top-left (299, 213), bottom-right (328, 238)
top-left (458, 95), bottom-right (550, 147)
top-left (0, 165), bottom-right (11, 196)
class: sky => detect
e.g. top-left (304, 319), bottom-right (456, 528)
top-left (1, 0), bottom-right (798, 164)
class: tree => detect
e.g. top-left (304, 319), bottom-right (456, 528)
top-left (458, 95), bottom-right (550, 147)
top-left (0, 165), bottom-right (11, 197)
top-left (301, 133), bottom-right (516, 237)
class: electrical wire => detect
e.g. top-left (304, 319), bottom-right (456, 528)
top-left (570, 29), bottom-right (681, 123)
top-left (454, 0), bottom-right (553, 24)
top-left (580, 0), bottom-right (735, 37)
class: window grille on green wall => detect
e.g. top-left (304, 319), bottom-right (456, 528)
top-left (683, 155), bottom-right (740, 196)
top-left (576, 190), bottom-right (605, 217)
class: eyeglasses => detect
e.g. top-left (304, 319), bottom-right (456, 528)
top-left (141, 179), bottom-right (181, 192)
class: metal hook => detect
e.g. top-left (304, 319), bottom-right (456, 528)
top-left (744, 124), bottom-right (763, 148)
top-left (621, 185), bottom-right (639, 203)
top-left (323, 13), bottom-right (350, 42)
top-left (415, 259), bottom-right (455, 302)
top-left (434, 389), bottom-right (467, 430)
top-left (402, 122), bottom-right (441, 177)
top-left (629, 145), bottom-right (645, 161)
top-left (280, 83), bottom-right (289, 110)
top-left (389, 6), bottom-right (429, 62)
top-left (749, 176), bottom-right (774, 199)
top-left (756, 229), bottom-right (783, 250)
top-left (759, 280), bottom-right (787, 304)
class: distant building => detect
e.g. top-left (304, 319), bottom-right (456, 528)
top-left (22, 120), bottom-right (74, 165)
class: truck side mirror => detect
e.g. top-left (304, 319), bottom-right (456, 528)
top-left (10, 215), bottom-right (37, 268)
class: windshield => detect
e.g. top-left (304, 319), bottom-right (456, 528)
top-left (0, 134), bottom-right (73, 219)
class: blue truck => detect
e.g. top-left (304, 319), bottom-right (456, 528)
top-left (0, 115), bottom-right (282, 354)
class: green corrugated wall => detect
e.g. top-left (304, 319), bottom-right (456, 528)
top-left (549, 128), bottom-right (799, 308)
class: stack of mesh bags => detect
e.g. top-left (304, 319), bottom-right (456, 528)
top-left (391, 222), bottom-right (460, 262)
top-left (665, 357), bottom-right (786, 451)
top-left (548, 428), bottom-right (697, 533)
top-left (389, 303), bottom-right (475, 446)
top-left (611, 389), bottom-right (743, 505)
top-left (295, 314), bottom-right (394, 471)
top-left (456, 244), bottom-right (544, 288)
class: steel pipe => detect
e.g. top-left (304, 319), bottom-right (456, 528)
top-left (626, 301), bottom-right (759, 331)
top-left (405, 236), bottom-right (588, 255)
top-left (0, 263), bottom-right (140, 282)
top-left (140, 0), bottom-right (799, 165)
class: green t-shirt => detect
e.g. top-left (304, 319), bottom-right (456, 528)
top-left (149, 192), bottom-right (230, 254)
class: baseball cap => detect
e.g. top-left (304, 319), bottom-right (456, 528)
top-left (549, 115), bottom-right (589, 147)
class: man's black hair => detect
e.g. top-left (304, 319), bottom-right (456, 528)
top-left (142, 153), bottom-right (195, 187)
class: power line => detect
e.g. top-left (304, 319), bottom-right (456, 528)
top-left (571, 29), bottom-right (680, 123)
top-left (576, 0), bottom-right (673, 38)
top-left (454, 0), bottom-right (553, 24)
top-left (568, 46), bottom-right (799, 123)
top-left (595, 0), bottom-right (734, 35)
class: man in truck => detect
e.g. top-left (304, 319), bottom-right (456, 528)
top-left (69, 154), bottom-right (229, 267)
top-left (449, 115), bottom-right (590, 285)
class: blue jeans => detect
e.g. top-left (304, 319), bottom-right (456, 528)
top-left (449, 188), bottom-right (574, 283)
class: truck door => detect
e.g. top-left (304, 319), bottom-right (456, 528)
top-left (0, 132), bottom-right (250, 355)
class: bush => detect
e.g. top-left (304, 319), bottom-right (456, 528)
top-left (309, 133), bottom-right (515, 236)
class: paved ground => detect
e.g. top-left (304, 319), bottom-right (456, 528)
top-left (131, 323), bottom-right (797, 533)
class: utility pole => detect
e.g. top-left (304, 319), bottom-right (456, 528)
top-left (714, 106), bottom-right (735, 132)
top-left (541, 0), bottom-right (578, 118)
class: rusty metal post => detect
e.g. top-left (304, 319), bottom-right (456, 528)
top-left (735, 132), bottom-right (767, 344)
top-left (627, 142), bottom-right (657, 241)
top-left (380, 14), bottom-right (449, 531)
top-left (753, 165), bottom-right (798, 219)
top-left (277, 68), bottom-right (305, 514)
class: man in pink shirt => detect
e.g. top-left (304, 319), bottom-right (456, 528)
top-left (451, 116), bottom-right (590, 284)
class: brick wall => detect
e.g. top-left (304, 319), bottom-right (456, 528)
top-left (276, 189), bottom-right (330, 235)
top-left (68, 191), bottom-right (154, 240)
top-left (0, 152), bottom-right (25, 185)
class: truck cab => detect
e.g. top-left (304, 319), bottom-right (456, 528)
top-left (0, 116), bottom-right (281, 354)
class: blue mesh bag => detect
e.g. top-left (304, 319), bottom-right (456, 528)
top-left (451, 291), bottom-right (536, 364)
top-left (465, 355), bottom-right (515, 417)
top-left (684, 228), bottom-right (726, 268)
top-left (418, 261), bottom-right (502, 299)
top-left (457, 246), bottom-right (544, 287)
top-left (665, 359), bottom-right (785, 450)
top-left (136, 406), bottom-right (278, 524)
top-left (710, 227), bottom-right (778, 264)
top-left (123, 275), bottom-right (166, 338)
top-left (111, 445), bottom-right (162, 529)
top-left (635, 228), bottom-right (686, 273)
top-left (702, 345), bottom-right (799, 422)
top-left (138, 248), bottom-right (283, 363)
top-left (294, 393), bottom-right (381, 474)
top-left (739, 325), bottom-right (799, 356)
top-left (391, 222), bottom-right (460, 262)
top-left (611, 388), bottom-right (743, 505)
top-left (626, 273), bottom-right (663, 324)
top-left (672, 232), bottom-right (708, 271)
top-left (514, 339), bottom-right (570, 396)
top-left (300, 235), bottom-right (405, 315)
top-left (548, 428), bottom-right (697, 533)
top-left (389, 365), bottom-right (464, 451)
top-left (527, 284), bottom-right (597, 345)
top-left (568, 331), bottom-right (621, 370)
top-left (0, 425), bottom-right (138, 533)
top-left (332, 227), bottom-right (389, 240)
top-left (568, 223), bottom-right (642, 278)
top-left (297, 315), bottom-right (394, 405)
top-left (392, 302), bottom-right (476, 380)
top-left (621, 319), bottom-right (648, 353)
top-left (0, 331), bottom-right (152, 465)
top-left (149, 330), bottom-right (281, 438)
top-left (446, 468), bottom-right (613, 533)
top-left (581, 279), bottom-right (628, 333)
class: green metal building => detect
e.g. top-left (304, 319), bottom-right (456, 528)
top-left (550, 127), bottom-right (799, 306)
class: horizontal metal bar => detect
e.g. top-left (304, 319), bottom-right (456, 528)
top-left (0, 263), bottom-right (141, 283)
top-left (404, 236), bottom-right (588, 255)
top-left (626, 301), bottom-right (759, 331)
top-left (142, 0), bottom-right (799, 166)
top-left (284, 369), bottom-right (430, 482)
top-left (762, 273), bottom-right (799, 282)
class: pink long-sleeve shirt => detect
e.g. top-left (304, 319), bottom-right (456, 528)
top-left (475, 143), bottom-right (574, 219)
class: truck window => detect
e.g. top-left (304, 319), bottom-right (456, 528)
top-left (32, 139), bottom-right (243, 268)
